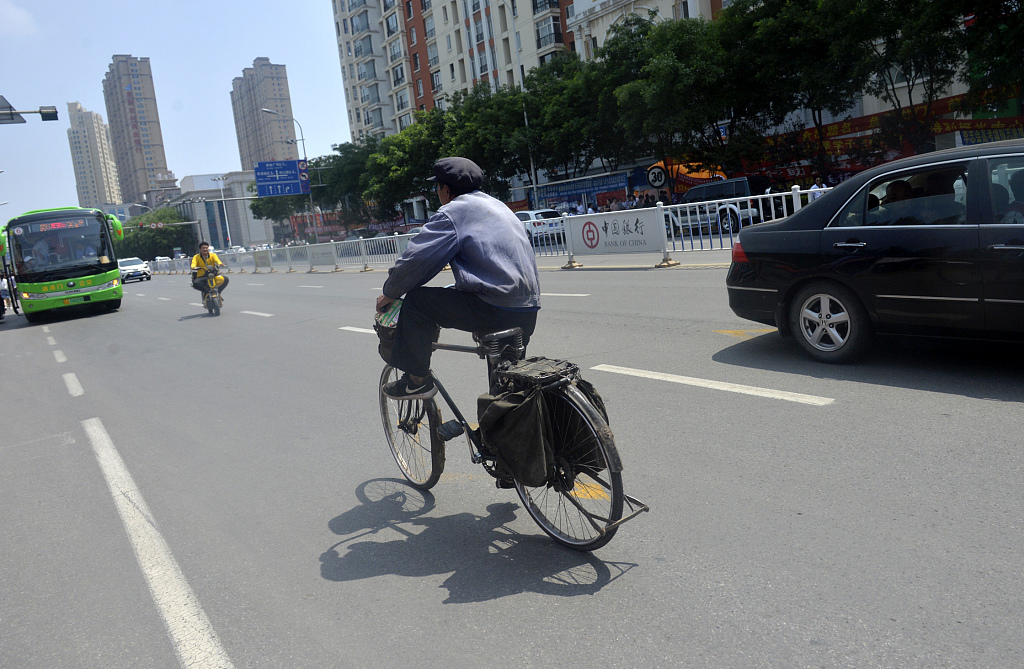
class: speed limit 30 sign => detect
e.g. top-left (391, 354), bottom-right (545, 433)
top-left (646, 165), bottom-right (667, 189)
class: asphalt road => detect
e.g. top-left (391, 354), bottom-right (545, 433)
top-left (2, 254), bottom-right (1022, 668)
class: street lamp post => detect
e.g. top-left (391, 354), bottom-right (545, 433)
top-left (500, 2), bottom-right (540, 208)
top-left (211, 175), bottom-right (232, 248)
top-left (261, 108), bottom-right (317, 244)
top-left (187, 198), bottom-right (206, 244)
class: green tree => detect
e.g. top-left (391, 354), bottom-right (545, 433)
top-left (740, 0), bottom-right (874, 171)
top-left (589, 13), bottom-right (658, 173)
top-left (442, 84), bottom-right (529, 197)
top-left (115, 208), bottom-right (196, 260)
top-left (958, 0), bottom-right (1024, 113)
top-left (523, 53), bottom-right (597, 180)
top-left (364, 108), bottom-right (446, 223)
top-left (860, 0), bottom-right (965, 153)
top-left (616, 17), bottom-right (735, 177)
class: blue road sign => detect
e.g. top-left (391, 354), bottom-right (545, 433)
top-left (255, 160), bottom-right (309, 197)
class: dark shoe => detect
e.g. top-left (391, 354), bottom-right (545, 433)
top-left (383, 373), bottom-right (437, 400)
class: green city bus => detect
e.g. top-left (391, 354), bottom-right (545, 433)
top-left (1, 207), bottom-right (125, 322)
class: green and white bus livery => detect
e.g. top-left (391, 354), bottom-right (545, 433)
top-left (1, 207), bottom-right (125, 323)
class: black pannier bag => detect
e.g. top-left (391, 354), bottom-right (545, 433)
top-left (477, 357), bottom-right (609, 487)
top-left (477, 385), bottom-right (554, 487)
top-left (374, 321), bottom-right (397, 365)
top-left (373, 321), bottom-right (440, 366)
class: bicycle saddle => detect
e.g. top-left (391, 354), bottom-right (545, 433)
top-left (473, 327), bottom-right (523, 343)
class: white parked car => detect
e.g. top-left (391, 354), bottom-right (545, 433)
top-left (515, 209), bottom-right (563, 244)
top-left (118, 257), bottom-right (152, 283)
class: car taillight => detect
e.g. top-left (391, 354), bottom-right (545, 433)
top-left (731, 241), bottom-right (749, 264)
top-left (533, 221), bottom-right (545, 226)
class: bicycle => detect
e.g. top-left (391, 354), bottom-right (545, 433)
top-left (378, 325), bottom-right (648, 551)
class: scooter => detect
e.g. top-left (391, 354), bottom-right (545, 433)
top-left (199, 265), bottom-right (224, 316)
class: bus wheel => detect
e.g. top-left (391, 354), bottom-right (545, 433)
top-left (105, 299), bottom-right (121, 311)
top-left (24, 311), bottom-right (41, 323)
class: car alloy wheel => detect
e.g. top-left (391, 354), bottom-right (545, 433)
top-left (789, 281), bottom-right (871, 363)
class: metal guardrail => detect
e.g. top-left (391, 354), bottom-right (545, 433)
top-left (148, 188), bottom-right (830, 275)
top-left (148, 235), bottom-right (412, 275)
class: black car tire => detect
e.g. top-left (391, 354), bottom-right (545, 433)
top-left (789, 282), bottom-right (871, 363)
top-left (728, 210), bottom-right (740, 233)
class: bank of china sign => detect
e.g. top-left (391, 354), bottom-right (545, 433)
top-left (565, 209), bottom-right (663, 255)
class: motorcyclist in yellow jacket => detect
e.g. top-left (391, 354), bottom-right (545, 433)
top-left (190, 242), bottom-right (229, 297)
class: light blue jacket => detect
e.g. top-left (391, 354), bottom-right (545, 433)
top-left (383, 190), bottom-right (541, 310)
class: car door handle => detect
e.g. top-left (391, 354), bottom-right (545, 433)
top-left (989, 244), bottom-right (1024, 251)
top-left (833, 242), bottom-right (866, 248)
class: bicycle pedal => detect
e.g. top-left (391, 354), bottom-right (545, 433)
top-left (495, 476), bottom-right (516, 490)
top-left (436, 419), bottom-right (465, 442)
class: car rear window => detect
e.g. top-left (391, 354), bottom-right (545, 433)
top-left (537, 211), bottom-right (560, 219)
top-left (118, 258), bottom-right (142, 267)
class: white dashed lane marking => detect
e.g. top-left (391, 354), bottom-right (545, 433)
top-left (46, 336), bottom-right (56, 345)
top-left (63, 373), bottom-right (84, 397)
top-left (590, 364), bottom-right (834, 406)
top-left (340, 326), bottom-right (375, 334)
top-left (240, 311), bottom-right (273, 317)
top-left (54, 350), bottom-right (67, 363)
top-left (541, 293), bottom-right (590, 297)
top-left (246, 283), bottom-right (264, 286)
top-left (189, 303), bottom-right (203, 307)
top-left (158, 297), bottom-right (171, 301)
top-left (82, 418), bottom-right (236, 669)
top-left (42, 326), bottom-right (51, 333)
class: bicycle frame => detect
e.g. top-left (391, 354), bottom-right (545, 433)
top-left (428, 328), bottom-right (525, 465)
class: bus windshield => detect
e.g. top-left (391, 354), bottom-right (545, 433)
top-left (8, 212), bottom-right (116, 281)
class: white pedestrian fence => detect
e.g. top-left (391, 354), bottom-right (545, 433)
top-left (148, 185), bottom-right (830, 274)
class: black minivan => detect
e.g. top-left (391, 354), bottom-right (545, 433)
top-left (678, 175), bottom-right (772, 232)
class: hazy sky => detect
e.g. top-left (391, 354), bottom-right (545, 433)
top-left (1, 0), bottom-right (351, 219)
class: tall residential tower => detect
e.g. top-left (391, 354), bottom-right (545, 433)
top-left (66, 102), bottom-right (122, 208)
top-left (101, 55), bottom-right (175, 206)
top-left (230, 58), bottom-right (300, 169)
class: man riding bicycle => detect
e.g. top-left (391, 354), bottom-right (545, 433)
top-left (191, 241), bottom-right (229, 298)
top-left (377, 156), bottom-right (541, 400)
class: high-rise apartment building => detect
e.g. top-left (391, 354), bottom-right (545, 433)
top-left (230, 58), bottom-right (300, 170)
top-left (66, 102), bottom-right (122, 208)
top-left (102, 55), bottom-right (175, 206)
top-left (332, 0), bottom-right (713, 140)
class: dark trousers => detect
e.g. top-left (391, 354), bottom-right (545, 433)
top-left (192, 275), bottom-right (228, 293)
top-left (391, 287), bottom-right (538, 377)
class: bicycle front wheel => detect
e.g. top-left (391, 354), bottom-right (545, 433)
top-left (379, 366), bottom-right (445, 489)
top-left (516, 384), bottom-right (624, 551)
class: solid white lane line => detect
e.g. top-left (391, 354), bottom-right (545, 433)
top-left (240, 311), bottom-right (273, 317)
top-left (341, 326), bottom-right (375, 334)
top-left (158, 297), bottom-right (171, 301)
top-left (298, 285), bottom-right (324, 288)
top-left (54, 350), bottom-right (67, 363)
top-left (541, 293), bottom-right (590, 297)
top-left (63, 373), bottom-right (84, 397)
top-left (46, 336), bottom-right (56, 345)
top-left (590, 364), bottom-right (834, 406)
top-left (81, 418), bottom-right (235, 669)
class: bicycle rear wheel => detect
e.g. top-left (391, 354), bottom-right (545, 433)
top-left (379, 366), bottom-right (445, 489)
top-left (516, 384), bottom-right (624, 551)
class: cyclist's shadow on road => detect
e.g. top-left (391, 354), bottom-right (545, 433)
top-left (319, 478), bottom-right (636, 603)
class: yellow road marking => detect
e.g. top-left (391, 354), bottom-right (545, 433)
top-left (572, 480), bottom-right (610, 501)
top-left (715, 328), bottom-right (777, 339)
